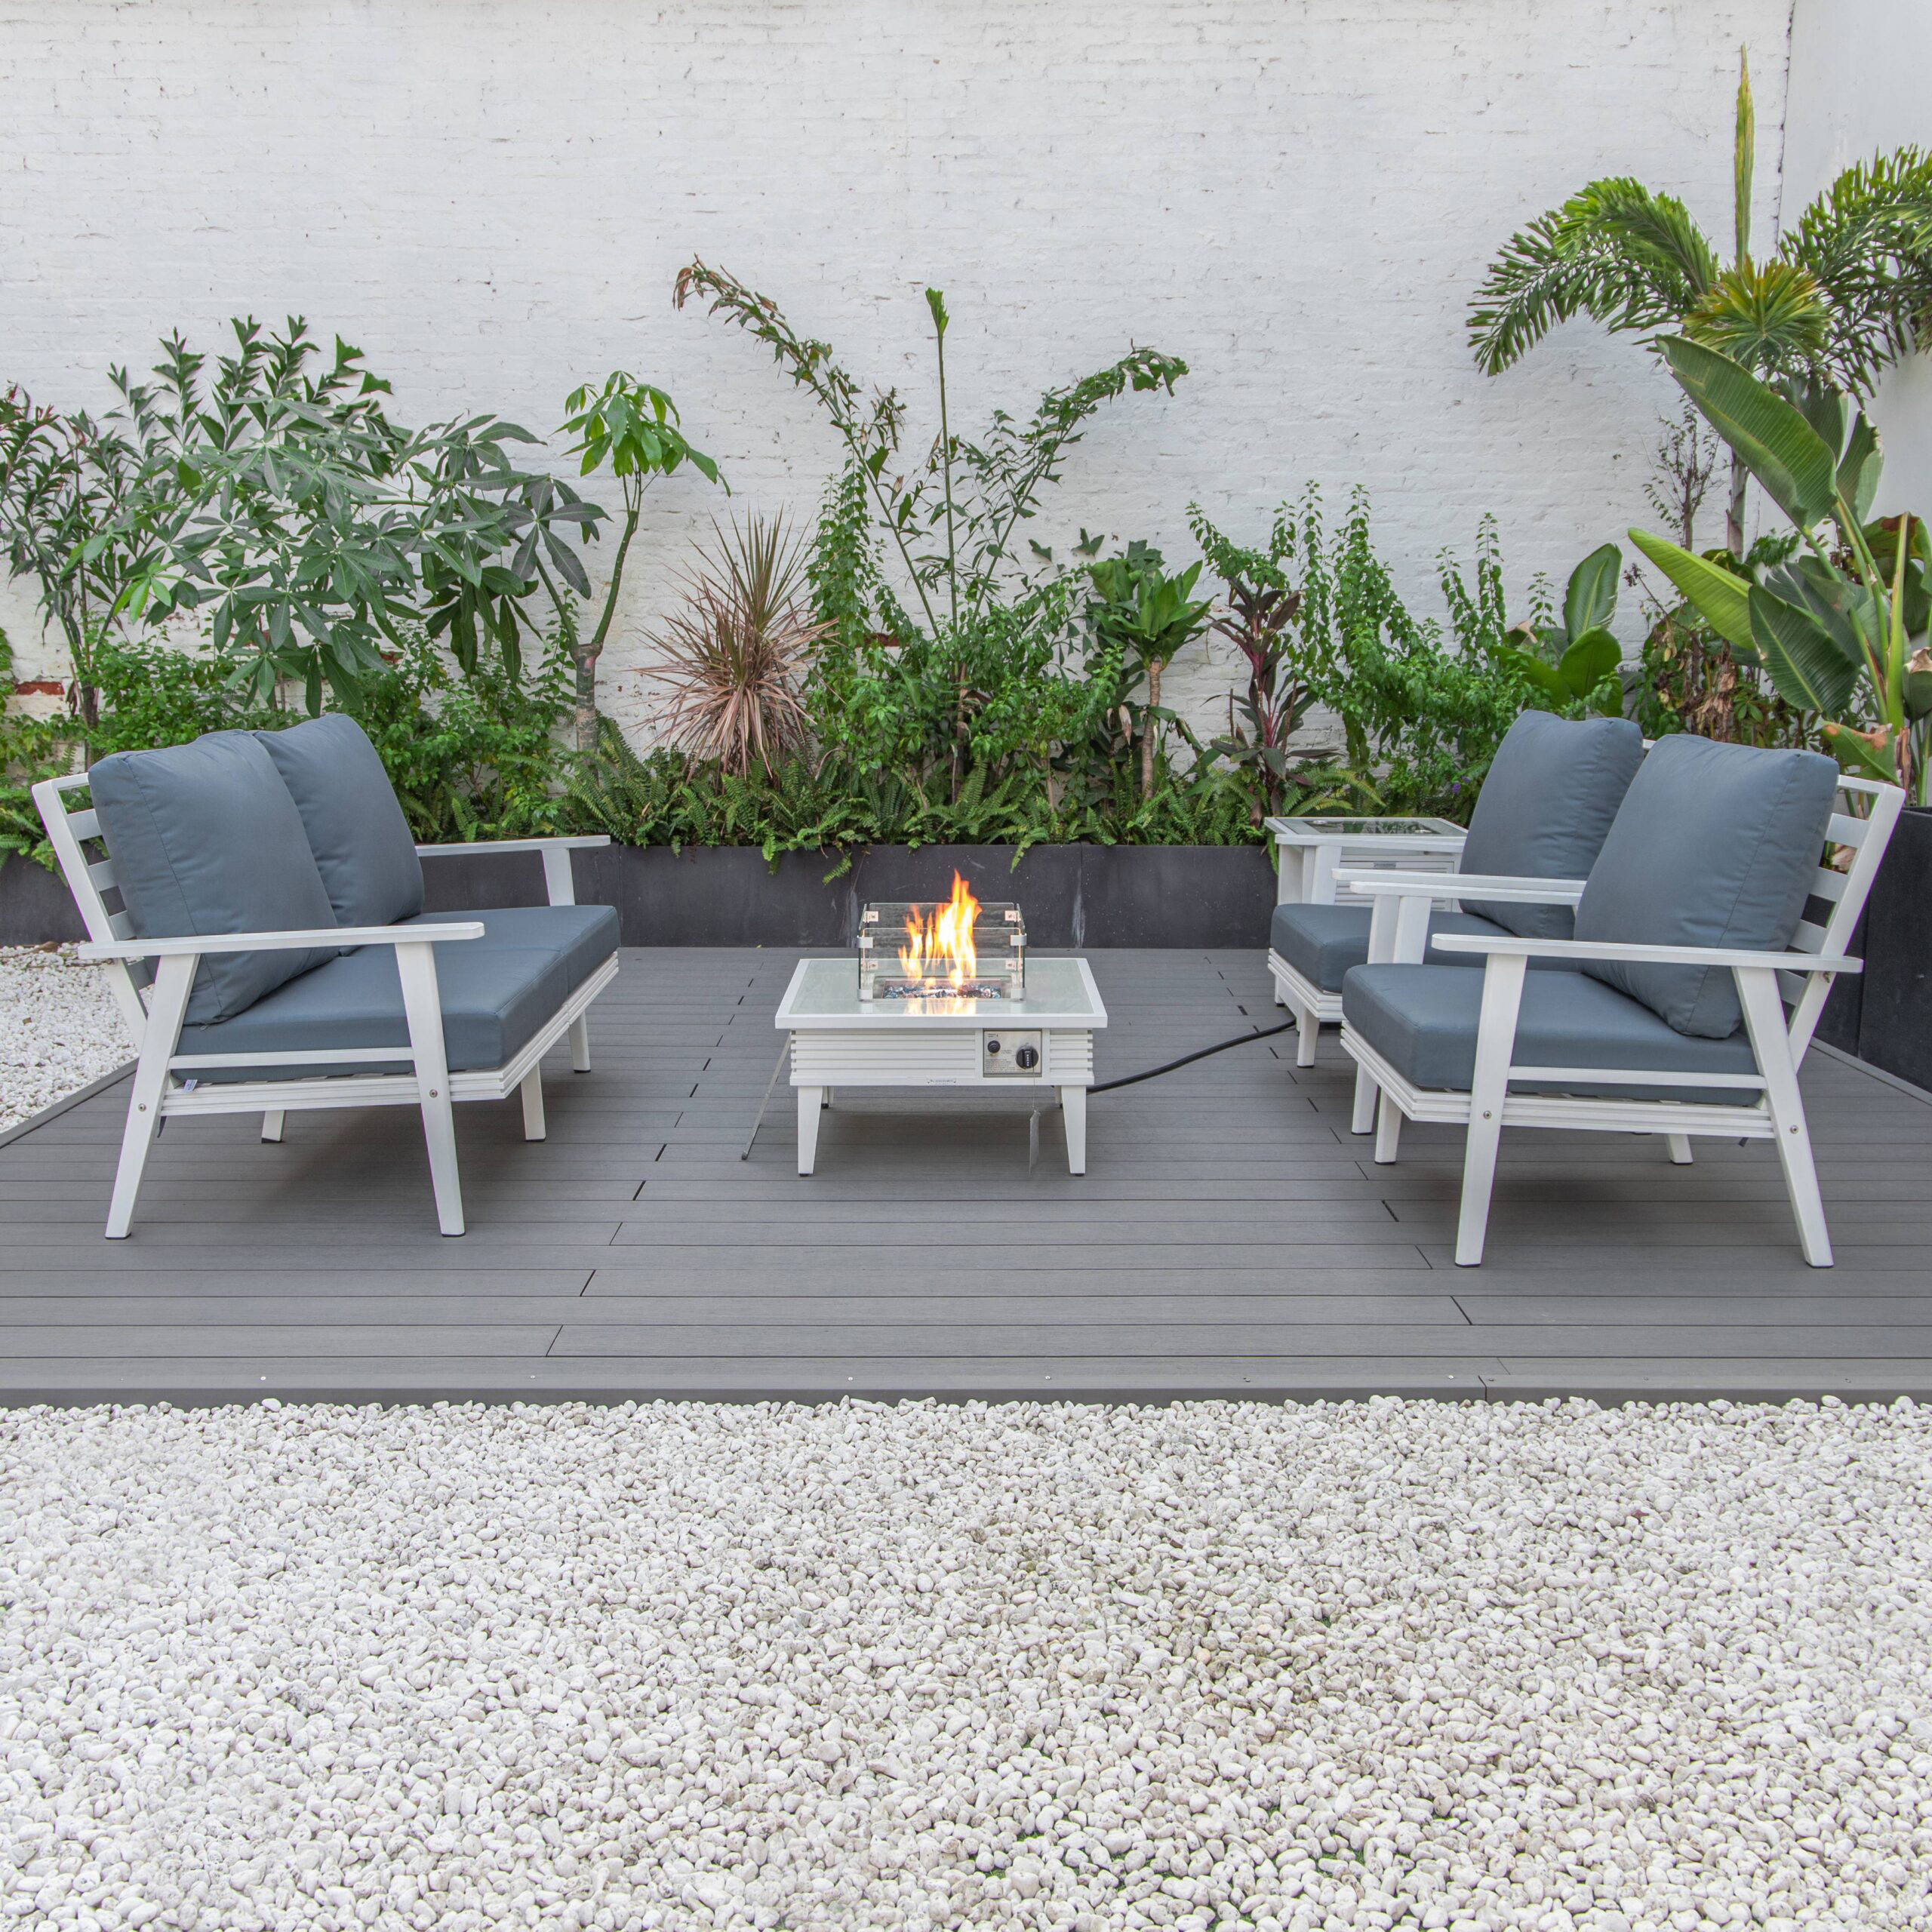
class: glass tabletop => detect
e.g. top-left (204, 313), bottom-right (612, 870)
top-left (778, 955), bottom-right (1105, 1026)
top-left (1266, 815), bottom-right (1464, 840)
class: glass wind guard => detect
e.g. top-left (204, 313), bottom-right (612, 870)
top-left (857, 901), bottom-right (1026, 1001)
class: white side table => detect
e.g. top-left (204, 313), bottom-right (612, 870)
top-left (1266, 815), bottom-right (1466, 909)
top-left (773, 956), bottom-right (1109, 1175)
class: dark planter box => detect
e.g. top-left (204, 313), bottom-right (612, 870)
top-left (0, 854), bottom-right (88, 945)
top-left (1844, 804), bottom-right (1932, 1091)
top-left (1, 842), bottom-right (1278, 951)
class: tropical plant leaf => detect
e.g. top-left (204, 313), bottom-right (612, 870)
top-left (1748, 585), bottom-right (1861, 715)
top-left (1660, 337), bottom-right (1839, 528)
top-left (1558, 626), bottom-right (1621, 697)
top-left (1562, 543), bottom-right (1620, 639)
top-left (1627, 528), bottom-right (1755, 650)
top-left (1838, 413), bottom-right (1883, 523)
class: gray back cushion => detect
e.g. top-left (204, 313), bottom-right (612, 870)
top-left (257, 715), bottom-right (423, 929)
top-left (1458, 712), bottom-right (1644, 939)
top-left (88, 732), bottom-right (340, 1026)
top-left (1574, 734), bottom-right (1840, 1038)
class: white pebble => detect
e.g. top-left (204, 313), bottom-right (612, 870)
top-left (0, 1397), bottom-right (1927, 1928)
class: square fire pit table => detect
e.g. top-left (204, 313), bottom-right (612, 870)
top-left (774, 955), bottom-right (1108, 1175)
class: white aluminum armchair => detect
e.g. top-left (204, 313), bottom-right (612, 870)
top-left (33, 771), bottom-right (613, 1238)
top-left (1335, 774), bottom-right (1903, 1269)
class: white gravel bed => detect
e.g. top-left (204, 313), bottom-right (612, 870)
top-left (2, 1398), bottom-right (1929, 1932)
top-left (0, 944), bottom-right (133, 1134)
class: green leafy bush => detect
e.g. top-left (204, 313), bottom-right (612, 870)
top-left (1285, 490), bottom-right (1534, 817)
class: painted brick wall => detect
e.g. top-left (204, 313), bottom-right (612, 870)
top-left (1, 0), bottom-right (1795, 743)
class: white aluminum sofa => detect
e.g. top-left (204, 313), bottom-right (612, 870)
top-left (34, 715), bottom-right (617, 1238)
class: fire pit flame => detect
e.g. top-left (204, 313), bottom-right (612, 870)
top-left (857, 879), bottom-right (1023, 1001)
top-left (898, 872), bottom-right (980, 993)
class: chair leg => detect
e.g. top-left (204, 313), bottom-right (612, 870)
top-left (520, 1069), bottom-right (546, 1141)
top-left (1665, 1132), bottom-right (1693, 1165)
top-left (1351, 1065), bottom-right (1380, 1136)
top-left (260, 1110), bottom-right (285, 1144)
top-left (1372, 1091), bottom-right (1403, 1164)
top-left (1737, 968), bottom-right (1831, 1266)
top-left (1454, 955), bottom-right (1527, 1268)
top-left (569, 1014), bottom-right (592, 1074)
top-left (396, 942), bottom-right (465, 1237)
top-left (106, 955), bottom-right (194, 1240)
top-left (1294, 1001), bottom-right (1318, 1067)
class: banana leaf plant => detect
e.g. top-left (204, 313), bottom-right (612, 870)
top-left (1085, 543), bottom-right (1211, 798)
top-left (1500, 542), bottom-right (1626, 712)
top-left (1630, 336), bottom-right (1930, 798)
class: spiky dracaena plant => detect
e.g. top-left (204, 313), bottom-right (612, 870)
top-left (645, 514), bottom-right (827, 778)
top-left (1470, 48), bottom-right (1932, 557)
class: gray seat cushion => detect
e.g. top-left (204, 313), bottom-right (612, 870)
top-left (1457, 712), bottom-right (1644, 940)
top-left (88, 732), bottom-right (340, 1026)
top-left (1271, 902), bottom-right (1561, 994)
top-left (1342, 963), bottom-right (1764, 1104)
top-left (411, 904), bottom-right (619, 994)
top-left (175, 933), bottom-right (571, 1083)
top-left (1574, 736), bottom-right (1841, 1038)
top-left (257, 715), bottom-right (424, 929)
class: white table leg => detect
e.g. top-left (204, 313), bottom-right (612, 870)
top-left (796, 1086), bottom-right (823, 1174)
top-left (1061, 1084), bottom-right (1088, 1174)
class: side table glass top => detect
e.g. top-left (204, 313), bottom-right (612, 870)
top-left (1264, 814), bottom-right (1464, 841)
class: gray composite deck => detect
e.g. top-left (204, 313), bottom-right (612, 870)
top-left (2, 946), bottom-right (1930, 1404)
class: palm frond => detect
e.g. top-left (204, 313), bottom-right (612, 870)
top-left (1469, 181), bottom-right (1718, 374)
top-left (1683, 261), bottom-right (1832, 374)
top-left (1778, 148), bottom-right (1932, 394)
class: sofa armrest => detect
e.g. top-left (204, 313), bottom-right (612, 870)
top-left (78, 923), bottom-right (485, 962)
top-left (414, 835), bottom-right (608, 906)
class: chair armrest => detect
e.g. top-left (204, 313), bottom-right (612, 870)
top-left (414, 837), bottom-right (610, 855)
top-left (78, 923), bottom-right (485, 962)
top-left (1429, 933), bottom-right (1863, 973)
top-left (1334, 869), bottom-right (1586, 904)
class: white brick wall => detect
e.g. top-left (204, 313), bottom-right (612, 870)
top-left (1, 0), bottom-right (1795, 743)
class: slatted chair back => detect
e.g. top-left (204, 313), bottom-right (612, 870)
top-left (1783, 774), bottom-right (1903, 1066)
top-left (31, 773), bottom-right (155, 1048)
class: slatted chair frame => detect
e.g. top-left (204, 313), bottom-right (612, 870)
top-left (1335, 774), bottom-right (1904, 1268)
top-left (32, 773), bottom-right (614, 1239)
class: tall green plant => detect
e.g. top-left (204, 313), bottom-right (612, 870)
top-left (1284, 491), bottom-right (1533, 816)
top-left (1498, 543), bottom-right (1626, 713)
top-left (673, 261), bottom-right (1186, 639)
top-left (559, 373), bottom-right (723, 752)
top-left (1630, 337), bottom-right (1928, 795)
top-left (0, 388), bottom-right (143, 728)
top-left (1084, 543), bottom-right (1211, 797)
top-left (7, 319), bottom-right (603, 715)
top-left (1471, 48), bottom-right (1932, 556)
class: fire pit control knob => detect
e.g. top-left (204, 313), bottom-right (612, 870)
top-left (1015, 1045), bottom-right (1040, 1070)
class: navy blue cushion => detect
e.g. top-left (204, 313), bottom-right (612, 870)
top-left (88, 733), bottom-right (340, 1026)
top-left (257, 715), bottom-right (423, 929)
top-left (1457, 712), bottom-right (1644, 940)
top-left (1270, 902), bottom-right (1561, 994)
top-left (1342, 962), bottom-right (1764, 1104)
top-left (174, 933), bottom-right (571, 1082)
top-left (411, 904), bottom-right (619, 993)
top-left (1574, 737), bottom-right (1840, 1038)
